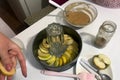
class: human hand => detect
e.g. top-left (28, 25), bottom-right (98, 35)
top-left (0, 33), bottom-right (27, 80)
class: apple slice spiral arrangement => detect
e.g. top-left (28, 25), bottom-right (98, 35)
top-left (37, 34), bottom-right (79, 67)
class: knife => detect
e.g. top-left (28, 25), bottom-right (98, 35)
top-left (79, 58), bottom-right (101, 80)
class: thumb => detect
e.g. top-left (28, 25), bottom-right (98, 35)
top-left (0, 50), bottom-right (12, 71)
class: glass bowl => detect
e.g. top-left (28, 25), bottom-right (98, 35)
top-left (32, 23), bottom-right (82, 72)
top-left (63, 2), bottom-right (98, 28)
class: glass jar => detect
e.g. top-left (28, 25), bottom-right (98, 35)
top-left (46, 23), bottom-right (65, 57)
top-left (95, 21), bottom-right (117, 48)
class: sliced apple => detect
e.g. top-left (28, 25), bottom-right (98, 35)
top-left (61, 55), bottom-right (67, 65)
top-left (59, 58), bottom-right (63, 66)
top-left (0, 62), bottom-right (16, 76)
top-left (98, 54), bottom-right (111, 65)
top-left (93, 57), bottom-right (106, 69)
top-left (37, 34), bottom-right (79, 67)
top-left (47, 55), bottom-right (56, 66)
top-left (38, 54), bottom-right (52, 61)
top-left (54, 57), bottom-right (59, 67)
top-left (42, 39), bottom-right (50, 48)
top-left (93, 54), bottom-right (111, 70)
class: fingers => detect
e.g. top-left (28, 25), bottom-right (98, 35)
top-left (0, 52), bottom-right (16, 80)
top-left (8, 51), bottom-right (17, 68)
top-left (11, 56), bottom-right (17, 68)
top-left (17, 50), bottom-right (27, 77)
top-left (0, 74), bottom-right (13, 80)
top-left (10, 47), bottom-right (27, 77)
top-left (6, 76), bottom-right (12, 80)
top-left (0, 49), bottom-right (16, 80)
top-left (0, 73), bottom-right (13, 80)
top-left (0, 73), bottom-right (5, 80)
top-left (8, 41), bottom-right (27, 78)
top-left (9, 49), bottom-right (27, 77)
top-left (0, 50), bottom-right (12, 71)
top-left (6, 56), bottom-right (16, 80)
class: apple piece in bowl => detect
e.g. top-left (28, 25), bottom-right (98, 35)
top-left (92, 54), bottom-right (111, 70)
